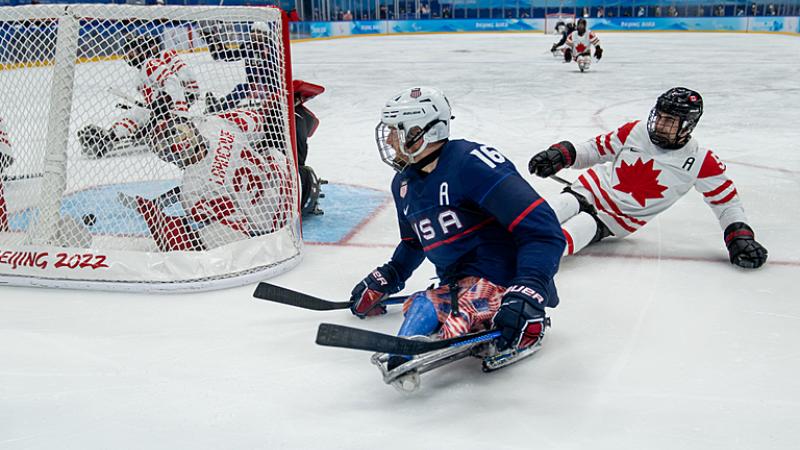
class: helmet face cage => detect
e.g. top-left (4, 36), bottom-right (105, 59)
top-left (151, 119), bottom-right (206, 169)
top-left (375, 122), bottom-right (406, 172)
top-left (647, 88), bottom-right (703, 149)
top-left (375, 87), bottom-right (452, 172)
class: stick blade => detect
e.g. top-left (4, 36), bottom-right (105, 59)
top-left (253, 283), bottom-right (350, 311)
top-left (315, 323), bottom-right (432, 354)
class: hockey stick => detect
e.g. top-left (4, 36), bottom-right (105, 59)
top-left (118, 185), bottom-right (182, 211)
top-left (253, 282), bottom-right (406, 311)
top-left (549, 174), bottom-right (573, 186)
top-left (316, 323), bottom-right (501, 355)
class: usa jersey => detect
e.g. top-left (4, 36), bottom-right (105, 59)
top-left (389, 139), bottom-right (565, 300)
top-left (180, 110), bottom-right (290, 248)
top-left (570, 120), bottom-right (747, 237)
top-left (566, 30), bottom-right (599, 55)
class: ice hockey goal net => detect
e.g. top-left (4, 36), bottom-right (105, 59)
top-left (0, 5), bottom-right (302, 292)
top-left (544, 12), bottom-right (576, 34)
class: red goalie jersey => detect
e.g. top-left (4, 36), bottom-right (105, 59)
top-left (569, 120), bottom-right (747, 237)
top-left (136, 108), bottom-right (293, 252)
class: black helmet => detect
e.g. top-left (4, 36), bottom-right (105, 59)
top-left (647, 87), bottom-right (703, 149)
top-left (122, 32), bottom-right (160, 68)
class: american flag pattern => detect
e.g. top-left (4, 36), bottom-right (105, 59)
top-left (402, 276), bottom-right (504, 339)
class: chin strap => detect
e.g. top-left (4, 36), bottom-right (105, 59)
top-left (409, 143), bottom-right (445, 175)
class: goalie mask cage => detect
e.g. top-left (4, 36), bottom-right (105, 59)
top-left (544, 12), bottom-right (576, 34)
top-left (0, 5), bottom-right (302, 292)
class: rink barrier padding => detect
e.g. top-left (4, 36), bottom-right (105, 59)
top-left (289, 16), bottom-right (799, 40)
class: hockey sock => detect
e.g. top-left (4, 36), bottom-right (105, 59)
top-left (549, 191), bottom-right (581, 223)
top-left (561, 212), bottom-right (598, 256)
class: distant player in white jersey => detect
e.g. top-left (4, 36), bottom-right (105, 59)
top-left (78, 32), bottom-right (200, 159)
top-left (131, 108), bottom-right (292, 251)
top-left (0, 115), bottom-right (12, 231)
top-left (564, 18), bottom-right (602, 72)
top-left (528, 87), bottom-right (767, 269)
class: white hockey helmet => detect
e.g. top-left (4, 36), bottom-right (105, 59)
top-left (251, 21), bottom-right (269, 34)
top-left (375, 86), bottom-right (452, 171)
top-left (150, 118), bottom-right (207, 169)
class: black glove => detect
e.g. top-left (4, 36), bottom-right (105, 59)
top-left (528, 141), bottom-right (576, 178)
top-left (594, 46), bottom-right (603, 60)
top-left (77, 125), bottom-right (115, 159)
top-left (350, 263), bottom-right (404, 318)
top-left (724, 222), bottom-right (767, 269)
top-left (492, 285), bottom-right (548, 351)
top-left (550, 43), bottom-right (558, 53)
top-left (0, 152), bottom-right (13, 172)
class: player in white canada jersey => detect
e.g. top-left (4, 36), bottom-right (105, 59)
top-left (529, 87), bottom-right (767, 269)
top-left (132, 108), bottom-right (292, 251)
top-left (78, 33), bottom-right (199, 159)
top-left (0, 116), bottom-right (12, 231)
top-left (564, 18), bottom-right (602, 71)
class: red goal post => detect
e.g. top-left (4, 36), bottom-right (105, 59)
top-left (0, 5), bottom-right (302, 292)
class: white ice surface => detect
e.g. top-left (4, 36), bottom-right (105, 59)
top-left (2, 32), bottom-right (800, 449)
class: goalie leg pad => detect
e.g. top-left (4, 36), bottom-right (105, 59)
top-left (135, 196), bottom-right (202, 251)
top-left (0, 179), bottom-right (7, 232)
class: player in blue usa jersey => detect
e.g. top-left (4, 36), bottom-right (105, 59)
top-left (349, 87), bottom-right (565, 369)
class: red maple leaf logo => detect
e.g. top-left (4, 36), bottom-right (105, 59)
top-left (576, 43), bottom-right (587, 53)
top-left (612, 158), bottom-right (668, 207)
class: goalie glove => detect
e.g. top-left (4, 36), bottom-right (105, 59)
top-left (528, 141), bottom-right (576, 177)
top-left (724, 222), bottom-right (767, 269)
top-left (594, 46), bottom-right (603, 60)
top-left (349, 263), bottom-right (404, 318)
top-left (492, 285), bottom-right (548, 351)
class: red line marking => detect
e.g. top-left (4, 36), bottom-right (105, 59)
top-left (305, 241), bottom-right (800, 267)
top-left (337, 196), bottom-right (393, 245)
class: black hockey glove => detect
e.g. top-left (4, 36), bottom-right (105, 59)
top-left (77, 125), bottom-right (115, 159)
top-left (350, 263), bottom-right (404, 318)
top-left (550, 43), bottom-right (559, 53)
top-left (724, 222), bottom-right (767, 269)
top-left (493, 285), bottom-right (548, 351)
top-left (594, 46), bottom-right (603, 60)
top-left (528, 141), bottom-right (576, 178)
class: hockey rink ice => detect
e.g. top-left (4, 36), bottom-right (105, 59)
top-left (2, 32), bottom-right (800, 449)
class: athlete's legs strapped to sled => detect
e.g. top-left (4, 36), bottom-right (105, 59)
top-left (549, 186), bottom-right (612, 255)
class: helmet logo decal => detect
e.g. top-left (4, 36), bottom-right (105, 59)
top-left (410, 88), bottom-right (422, 99)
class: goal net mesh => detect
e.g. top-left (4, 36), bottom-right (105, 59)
top-left (0, 5), bottom-right (302, 292)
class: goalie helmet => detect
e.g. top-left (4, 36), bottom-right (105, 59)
top-left (647, 87), bottom-right (703, 149)
top-left (150, 118), bottom-right (208, 169)
top-left (122, 32), bottom-right (160, 69)
top-left (375, 86), bottom-right (453, 171)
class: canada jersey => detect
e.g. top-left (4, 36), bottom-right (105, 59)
top-left (571, 120), bottom-right (747, 237)
top-left (566, 30), bottom-right (599, 55)
top-left (179, 114), bottom-right (290, 246)
top-left (137, 52), bottom-right (195, 111)
top-left (390, 139), bottom-right (565, 297)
